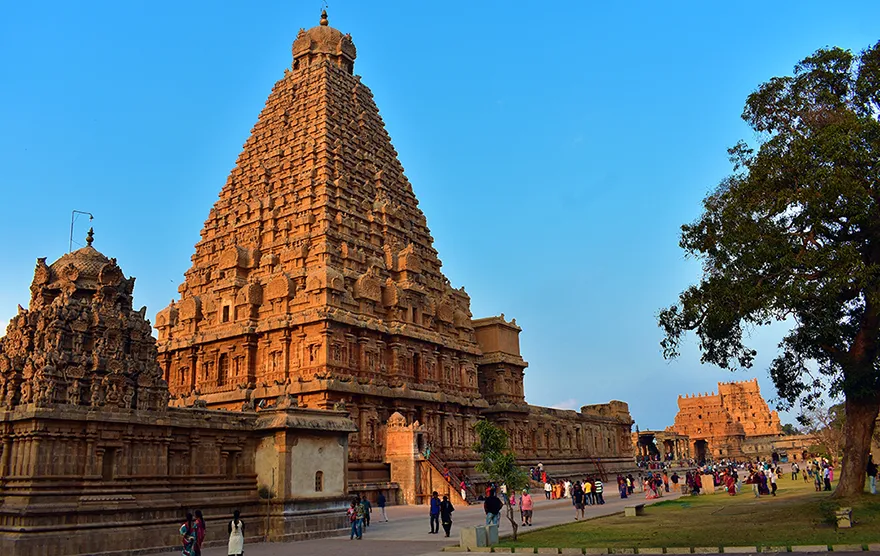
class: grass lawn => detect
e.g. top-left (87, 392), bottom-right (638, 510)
top-left (499, 476), bottom-right (880, 549)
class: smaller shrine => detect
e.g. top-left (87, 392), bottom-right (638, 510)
top-left (0, 229), bottom-right (167, 411)
top-left (0, 231), bottom-right (356, 556)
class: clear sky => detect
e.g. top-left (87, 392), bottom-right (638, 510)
top-left (1, 1), bottom-right (877, 430)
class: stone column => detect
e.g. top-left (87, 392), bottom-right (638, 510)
top-left (0, 433), bottom-right (11, 481)
top-left (282, 329), bottom-right (291, 379)
top-left (245, 335), bottom-right (259, 382)
top-left (189, 348), bottom-right (199, 391)
top-left (389, 343), bottom-right (402, 375)
top-left (439, 412), bottom-right (448, 450)
top-left (358, 336), bottom-right (369, 375)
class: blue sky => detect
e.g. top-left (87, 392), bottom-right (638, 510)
top-left (1, 1), bottom-right (877, 430)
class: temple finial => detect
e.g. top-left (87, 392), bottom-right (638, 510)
top-left (320, 9), bottom-right (329, 26)
top-left (86, 227), bottom-right (94, 247)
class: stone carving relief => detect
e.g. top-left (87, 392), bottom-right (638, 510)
top-left (0, 235), bottom-right (169, 412)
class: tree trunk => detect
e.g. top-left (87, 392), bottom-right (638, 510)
top-left (833, 395), bottom-right (880, 498)
top-left (505, 498), bottom-right (519, 541)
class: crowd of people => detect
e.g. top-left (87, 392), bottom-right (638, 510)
top-left (675, 457), bottom-right (840, 498)
top-left (178, 509), bottom-right (243, 556)
top-left (176, 452), bottom-right (863, 553)
top-left (346, 492), bottom-right (391, 540)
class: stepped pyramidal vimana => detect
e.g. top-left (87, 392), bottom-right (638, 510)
top-left (0, 11), bottom-right (638, 555)
top-left (154, 10), bottom-right (633, 491)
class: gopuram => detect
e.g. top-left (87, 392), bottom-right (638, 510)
top-left (672, 379), bottom-right (783, 461)
top-left (0, 231), bottom-right (357, 556)
top-left (154, 11), bottom-right (634, 502)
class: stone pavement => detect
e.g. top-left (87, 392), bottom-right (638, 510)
top-left (201, 489), bottom-right (679, 556)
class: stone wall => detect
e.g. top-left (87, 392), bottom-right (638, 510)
top-left (0, 405), bottom-right (259, 555)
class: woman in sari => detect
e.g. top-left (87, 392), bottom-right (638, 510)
top-left (194, 510), bottom-right (206, 555)
top-left (180, 513), bottom-right (196, 556)
top-left (758, 471), bottom-right (770, 495)
top-left (724, 473), bottom-right (736, 496)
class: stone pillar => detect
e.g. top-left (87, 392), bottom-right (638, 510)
top-left (189, 348), bottom-right (199, 391)
top-left (282, 330), bottom-right (292, 379)
top-left (389, 343), bottom-right (402, 376)
top-left (0, 434), bottom-right (11, 481)
top-left (439, 412), bottom-right (448, 450)
top-left (358, 336), bottom-right (369, 374)
top-left (245, 335), bottom-right (259, 382)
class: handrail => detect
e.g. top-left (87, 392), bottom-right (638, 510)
top-left (423, 449), bottom-right (479, 503)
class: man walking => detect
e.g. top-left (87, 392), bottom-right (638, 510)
top-left (572, 482), bottom-right (585, 520)
top-left (429, 491), bottom-right (441, 534)
top-left (439, 494), bottom-right (455, 537)
top-left (483, 489), bottom-right (502, 526)
top-left (377, 492), bottom-right (388, 522)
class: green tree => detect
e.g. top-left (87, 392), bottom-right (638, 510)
top-left (781, 423), bottom-right (800, 436)
top-left (658, 42), bottom-right (880, 498)
top-left (473, 420), bottom-right (529, 540)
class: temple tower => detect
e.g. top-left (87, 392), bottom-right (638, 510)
top-left (155, 11), bottom-right (487, 482)
top-left (155, 11), bottom-right (635, 492)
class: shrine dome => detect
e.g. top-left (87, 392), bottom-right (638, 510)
top-left (292, 10), bottom-right (356, 70)
top-left (48, 248), bottom-right (110, 286)
top-left (32, 229), bottom-right (128, 296)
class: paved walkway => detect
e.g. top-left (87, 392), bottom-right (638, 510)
top-left (202, 488), bottom-right (680, 556)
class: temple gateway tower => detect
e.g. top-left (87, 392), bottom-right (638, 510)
top-left (157, 11), bottom-right (633, 494)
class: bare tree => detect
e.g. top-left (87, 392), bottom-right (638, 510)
top-left (800, 403), bottom-right (845, 464)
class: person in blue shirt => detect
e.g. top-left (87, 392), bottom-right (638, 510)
top-left (429, 491), bottom-right (441, 534)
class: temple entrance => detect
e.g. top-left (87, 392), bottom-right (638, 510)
top-left (694, 440), bottom-right (708, 463)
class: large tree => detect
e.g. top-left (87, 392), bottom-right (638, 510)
top-left (658, 42), bottom-right (880, 498)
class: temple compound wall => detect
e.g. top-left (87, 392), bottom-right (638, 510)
top-left (0, 234), bottom-right (355, 556)
top-left (153, 10), bottom-right (634, 501)
top-left (672, 379), bottom-right (782, 461)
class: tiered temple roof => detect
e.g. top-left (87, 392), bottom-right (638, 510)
top-left (0, 230), bottom-right (168, 411)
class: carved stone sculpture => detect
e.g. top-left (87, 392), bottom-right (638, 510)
top-left (0, 230), bottom-right (169, 412)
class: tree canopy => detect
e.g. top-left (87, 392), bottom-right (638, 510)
top-left (658, 41), bottom-right (880, 497)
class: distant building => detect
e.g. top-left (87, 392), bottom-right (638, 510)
top-left (672, 379), bottom-right (782, 461)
